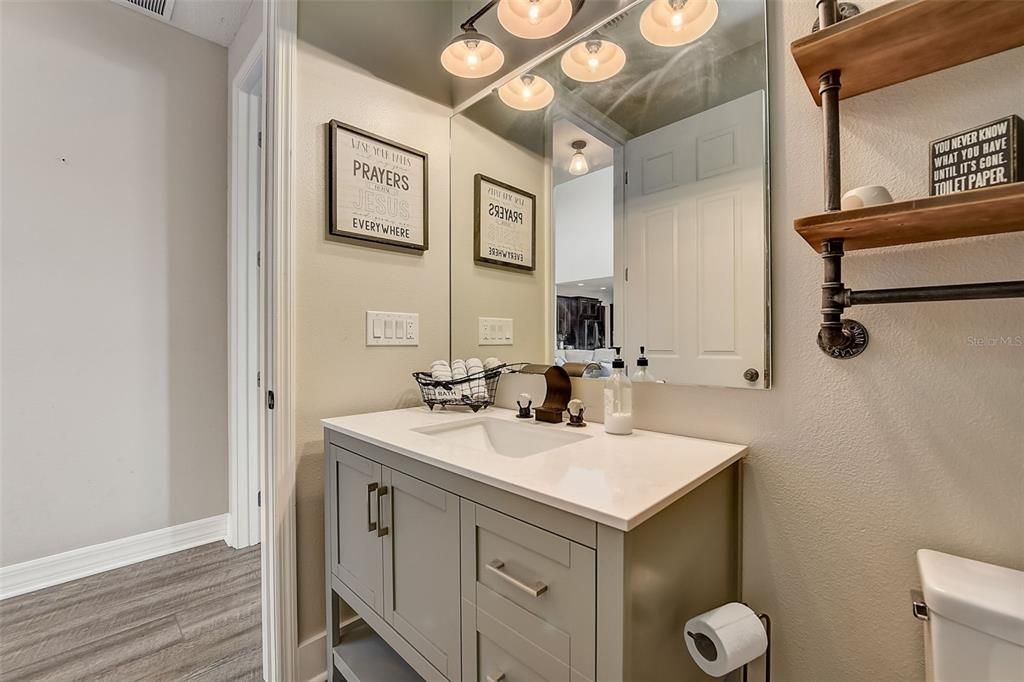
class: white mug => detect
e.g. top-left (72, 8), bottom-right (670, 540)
top-left (841, 185), bottom-right (893, 210)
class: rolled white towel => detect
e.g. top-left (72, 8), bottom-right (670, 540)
top-left (451, 360), bottom-right (469, 397)
top-left (466, 358), bottom-right (486, 401)
top-left (483, 357), bottom-right (502, 371)
top-left (430, 360), bottom-right (452, 382)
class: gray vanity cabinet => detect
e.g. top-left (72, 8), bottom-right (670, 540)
top-left (325, 427), bottom-right (740, 682)
top-left (383, 468), bottom-right (462, 681)
top-left (330, 446), bottom-right (384, 614)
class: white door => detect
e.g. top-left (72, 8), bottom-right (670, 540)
top-left (624, 90), bottom-right (766, 388)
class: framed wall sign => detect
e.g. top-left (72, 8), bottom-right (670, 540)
top-left (473, 174), bottom-right (536, 272)
top-left (328, 120), bottom-right (428, 251)
top-left (930, 115), bottom-right (1022, 196)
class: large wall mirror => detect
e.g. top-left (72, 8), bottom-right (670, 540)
top-left (450, 0), bottom-right (770, 388)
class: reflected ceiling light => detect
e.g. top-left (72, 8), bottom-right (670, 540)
top-left (498, 0), bottom-right (574, 39)
top-left (568, 140), bottom-right (590, 176)
top-left (560, 34), bottom-right (626, 82)
top-left (639, 0), bottom-right (719, 47)
top-left (498, 74), bottom-right (554, 110)
top-left (441, 28), bottom-right (505, 78)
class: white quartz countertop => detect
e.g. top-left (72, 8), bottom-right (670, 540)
top-left (322, 407), bottom-right (746, 531)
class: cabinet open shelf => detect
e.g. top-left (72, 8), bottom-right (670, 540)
top-left (794, 184), bottom-right (1024, 252)
top-left (791, 0), bottom-right (1024, 105)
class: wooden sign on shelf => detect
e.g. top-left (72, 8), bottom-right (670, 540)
top-left (930, 115), bottom-right (1022, 196)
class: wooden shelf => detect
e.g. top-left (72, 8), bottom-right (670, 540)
top-left (794, 184), bottom-right (1024, 252)
top-left (791, 0), bottom-right (1024, 105)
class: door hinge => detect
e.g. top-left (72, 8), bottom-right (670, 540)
top-left (257, 131), bottom-right (262, 148)
top-left (257, 371), bottom-right (261, 388)
top-left (257, 490), bottom-right (261, 507)
top-left (256, 250), bottom-right (261, 267)
top-left (625, 267), bottom-right (629, 282)
top-left (267, 390), bottom-right (275, 410)
top-left (624, 170), bottom-right (629, 184)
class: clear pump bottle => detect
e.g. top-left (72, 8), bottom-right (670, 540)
top-left (603, 348), bottom-right (633, 435)
top-left (631, 345), bottom-right (656, 383)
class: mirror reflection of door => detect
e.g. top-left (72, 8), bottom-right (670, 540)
top-left (623, 91), bottom-right (766, 388)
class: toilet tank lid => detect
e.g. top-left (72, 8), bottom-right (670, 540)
top-left (917, 549), bottom-right (1024, 647)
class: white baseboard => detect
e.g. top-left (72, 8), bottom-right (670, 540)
top-left (299, 630), bottom-right (328, 682)
top-left (0, 513), bottom-right (229, 600)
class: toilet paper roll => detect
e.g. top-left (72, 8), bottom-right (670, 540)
top-left (684, 602), bottom-right (767, 678)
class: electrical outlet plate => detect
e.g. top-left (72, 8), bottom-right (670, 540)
top-left (366, 311), bottom-right (419, 346)
top-left (479, 317), bottom-right (513, 346)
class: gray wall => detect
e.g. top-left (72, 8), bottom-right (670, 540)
top-left (1, 0), bottom-right (229, 566)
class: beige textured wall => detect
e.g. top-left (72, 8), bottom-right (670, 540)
top-left (1, 0), bottom-right (228, 566)
top-left (505, 3), bottom-right (1024, 679)
top-left (450, 116), bottom-right (552, 364)
top-left (294, 42), bottom-right (452, 642)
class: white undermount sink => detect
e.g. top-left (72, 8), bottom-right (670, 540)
top-left (413, 417), bottom-right (590, 458)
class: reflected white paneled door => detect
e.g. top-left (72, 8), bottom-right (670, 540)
top-left (624, 90), bottom-right (766, 388)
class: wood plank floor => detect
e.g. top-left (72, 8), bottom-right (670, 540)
top-left (0, 541), bottom-right (262, 681)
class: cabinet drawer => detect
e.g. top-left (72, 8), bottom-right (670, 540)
top-left (461, 502), bottom-right (595, 681)
top-left (476, 609), bottom-right (568, 682)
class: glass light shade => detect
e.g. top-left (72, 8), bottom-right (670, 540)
top-left (639, 0), bottom-right (718, 47)
top-left (568, 150), bottom-right (590, 175)
top-left (497, 0), bottom-right (573, 39)
top-left (441, 30), bottom-right (505, 78)
top-left (560, 35), bottom-right (626, 82)
top-left (498, 74), bottom-right (554, 111)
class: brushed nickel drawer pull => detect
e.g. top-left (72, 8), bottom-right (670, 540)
top-left (366, 482), bottom-right (378, 533)
top-left (486, 674), bottom-right (506, 682)
top-left (376, 485), bottom-right (389, 537)
top-left (486, 559), bottom-right (547, 597)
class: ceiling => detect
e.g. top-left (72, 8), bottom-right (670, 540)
top-left (110, 0), bottom-right (254, 47)
top-left (297, 0), bottom-right (637, 107)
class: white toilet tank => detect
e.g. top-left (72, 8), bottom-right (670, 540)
top-left (917, 549), bottom-right (1024, 681)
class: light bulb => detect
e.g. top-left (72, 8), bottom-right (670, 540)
top-left (640, 0), bottom-right (718, 47)
top-left (561, 35), bottom-right (625, 82)
top-left (568, 140), bottom-right (589, 176)
top-left (441, 29), bottom-right (504, 78)
top-left (497, 73), bottom-right (553, 110)
top-left (498, 0), bottom-right (573, 39)
top-left (527, 1), bottom-right (541, 24)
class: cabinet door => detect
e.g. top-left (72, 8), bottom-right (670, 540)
top-left (383, 468), bottom-right (462, 681)
top-left (330, 445), bottom-right (384, 614)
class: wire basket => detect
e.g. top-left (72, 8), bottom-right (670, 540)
top-left (412, 363), bottom-right (524, 412)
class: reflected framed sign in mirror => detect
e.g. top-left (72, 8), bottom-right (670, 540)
top-left (474, 174), bottom-right (537, 271)
top-left (449, 0), bottom-right (771, 389)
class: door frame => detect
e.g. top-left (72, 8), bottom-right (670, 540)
top-left (228, 39), bottom-right (264, 552)
top-left (262, 0), bottom-right (299, 678)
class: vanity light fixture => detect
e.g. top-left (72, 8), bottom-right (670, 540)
top-left (498, 0), bottom-right (574, 39)
top-left (568, 140), bottom-right (590, 175)
top-left (639, 0), bottom-right (718, 47)
top-left (441, 27), bottom-right (505, 78)
top-left (560, 34), bottom-right (626, 82)
top-left (498, 74), bottom-right (554, 110)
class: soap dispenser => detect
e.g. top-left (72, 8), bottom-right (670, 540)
top-left (603, 347), bottom-right (633, 435)
top-left (631, 345), bottom-right (656, 383)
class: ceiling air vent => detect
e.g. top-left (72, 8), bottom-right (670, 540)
top-left (110, 0), bottom-right (176, 22)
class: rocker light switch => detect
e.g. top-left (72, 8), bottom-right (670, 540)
top-left (479, 317), bottom-right (513, 346)
top-left (367, 311), bottom-right (419, 346)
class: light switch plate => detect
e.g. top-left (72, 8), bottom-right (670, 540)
top-left (479, 317), bottom-right (513, 346)
top-left (367, 311), bottom-right (419, 346)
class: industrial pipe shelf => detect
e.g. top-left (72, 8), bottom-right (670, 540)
top-left (791, 0), bottom-right (1024, 105)
top-left (792, 0), bottom-right (1024, 359)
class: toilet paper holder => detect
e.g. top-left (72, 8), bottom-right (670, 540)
top-left (685, 610), bottom-right (771, 682)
